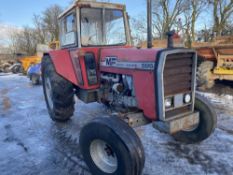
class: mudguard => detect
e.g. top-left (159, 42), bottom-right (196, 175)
top-left (46, 50), bottom-right (79, 86)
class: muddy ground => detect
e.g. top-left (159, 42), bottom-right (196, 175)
top-left (0, 74), bottom-right (233, 175)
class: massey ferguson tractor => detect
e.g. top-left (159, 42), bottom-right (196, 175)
top-left (41, 0), bottom-right (217, 174)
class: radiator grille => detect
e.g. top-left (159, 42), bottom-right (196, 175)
top-left (163, 52), bottom-right (194, 119)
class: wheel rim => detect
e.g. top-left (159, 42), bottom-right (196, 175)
top-left (90, 139), bottom-right (118, 173)
top-left (45, 77), bottom-right (53, 109)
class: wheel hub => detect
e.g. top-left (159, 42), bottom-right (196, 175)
top-left (90, 139), bottom-right (118, 173)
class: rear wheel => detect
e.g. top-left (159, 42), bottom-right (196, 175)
top-left (42, 55), bottom-right (75, 122)
top-left (79, 116), bottom-right (145, 175)
top-left (197, 61), bottom-right (215, 90)
top-left (12, 64), bottom-right (22, 74)
top-left (173, 94), bottom-right (217, 143)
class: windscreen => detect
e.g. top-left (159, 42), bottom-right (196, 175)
top-left (81, 8), bottom-right (126, 46)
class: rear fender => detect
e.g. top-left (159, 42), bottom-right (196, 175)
top-left (45, 50), bottom-right (78, 85)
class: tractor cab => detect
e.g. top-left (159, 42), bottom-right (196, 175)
top-left (59, 0), bottom-right (132, 48)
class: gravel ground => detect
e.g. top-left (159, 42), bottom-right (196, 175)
top-left (0, 74), bottom-right (233, 175)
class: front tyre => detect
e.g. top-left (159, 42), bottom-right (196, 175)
top-left (42, 55), bottom-right (75, 122)
top-left (79, 116), bottom-right (145, 175)
top-left (173, 94), bottom-right (217, 144)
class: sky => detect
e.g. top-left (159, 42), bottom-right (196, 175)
top-left (0, 0), bottom-right (146, 46)
top-left (0, 0), bottom-right (212, 47)
top-left (0, 0), bottom-right (145, 27)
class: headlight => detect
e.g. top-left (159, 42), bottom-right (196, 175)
top-left (165, 97), bottom-right (173, 108)
top-left (184, 94), bottom-right (191, 103)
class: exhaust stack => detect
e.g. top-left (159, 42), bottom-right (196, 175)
top-left (147, 0), bottom-right (153, 48)
top-left (167, 30), bottom-right (175, 48)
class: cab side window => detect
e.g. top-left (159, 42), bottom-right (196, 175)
top-left (60, 13), bottom-right (77, 47)
top-left (66, 14), bottom-right (76, 33)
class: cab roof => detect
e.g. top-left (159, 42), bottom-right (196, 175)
top-left (59, 0), bottom-right (126, 19)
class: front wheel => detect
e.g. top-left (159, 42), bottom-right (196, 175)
top-left (173, 94), bottom-right (217, 144)
top-left (79, 116), bottom-right (145, 175)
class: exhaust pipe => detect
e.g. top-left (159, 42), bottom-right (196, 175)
top-left (166, 30), bottom-right (175, 48)
top-left (147, 0), bottom-right (153, 48)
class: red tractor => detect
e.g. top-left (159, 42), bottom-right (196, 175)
top-left (41, 1), bottom-right (217, 174)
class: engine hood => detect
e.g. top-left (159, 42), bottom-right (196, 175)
top-left (99, 47), bottom-right (163, 72)
top-left (99, 47), bottom-right (162, 120)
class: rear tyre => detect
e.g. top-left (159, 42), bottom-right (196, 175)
top-left (42, 55), bottom-right (75, 122)
top-left (12, 65), bottom-right (22, 74)
top-left (79, 116), bottom-right (145, 175)
top-left (197, 61), bottom-right (215, 90)
top-left (173, 94), bottom-right (217, 144)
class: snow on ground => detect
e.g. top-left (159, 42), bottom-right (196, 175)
top-left (0, 74), bottom-right (233, 175)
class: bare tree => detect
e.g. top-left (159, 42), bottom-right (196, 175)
top-left (225, 20), bottom-right (233, 34)
top-left (152, 0), bottom-right (188, 39)
top-left (209, 0), bottom-right (233, 36)
top-left (131, 0), bottom-right (188, 41)
top-left (181, 0), bottom-right (207, 47)
top-left (33, 15), bottom-right (46, 44)
top-left (10, 27), bottom-right (37, 56)
top-left (130, 16), bottom-right (147, 44)
top-left (189, 0), bottom-right (207, 41)
top-left (9, 3), bottom-right (62, 56)
top-left (42, 5), bottom-right (62, 41)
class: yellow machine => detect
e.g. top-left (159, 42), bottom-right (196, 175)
top-left (192, 36), bottom-right (233, 89)
top-left (48, 41), bottom-right (60, 50)
top-left (18, 56), bottom-right (42, 73)
top-left (19, 41), bottom-right (60, 73)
